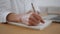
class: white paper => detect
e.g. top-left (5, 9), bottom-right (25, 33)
top-left (8, 20), bottom-right (52, 30)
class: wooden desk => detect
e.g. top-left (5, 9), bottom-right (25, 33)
top-left (0, 23), bottom-right (60, 34)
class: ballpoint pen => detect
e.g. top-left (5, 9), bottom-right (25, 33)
top-left (31, 3), bottom-right (36, 12)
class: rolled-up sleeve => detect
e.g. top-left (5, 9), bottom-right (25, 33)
top-left (0, 9), bottom-right (11, 23)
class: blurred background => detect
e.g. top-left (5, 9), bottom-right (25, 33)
top-left (36, 0), bottom-right (60, 16)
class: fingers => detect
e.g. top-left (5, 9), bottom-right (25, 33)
top-left (28, 19), bottom-right (38, 26)
top-left (29, 16), bottom-right (38, 23)
top-left (23, 11), bottom-right (45, 26)
top-left (32, 13), bottom-right (45, 23)
top-left (28, 13), bottom-right (45, 26)
top-left (40, 19), bottom-right (45, 23)
top-left (28, 15), bottom-right (40, 26)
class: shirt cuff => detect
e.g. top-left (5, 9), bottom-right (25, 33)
top-left (1, 11), bottom-right (11, 23)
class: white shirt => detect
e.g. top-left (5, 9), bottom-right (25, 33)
top-left (0, 0), bottom-right (40, 23)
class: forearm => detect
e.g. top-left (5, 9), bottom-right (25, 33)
top-left (6, 13), bottom-right (22, 23)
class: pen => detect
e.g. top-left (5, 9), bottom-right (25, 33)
top-left (31, 3), bottom-right (36, 12)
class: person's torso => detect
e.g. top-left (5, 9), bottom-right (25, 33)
top-left (0, 0), bottom-right (40, 14)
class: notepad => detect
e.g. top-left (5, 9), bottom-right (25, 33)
top-left (8, 20), bottom-right (52, 30)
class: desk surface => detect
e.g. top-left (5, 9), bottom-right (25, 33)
top-left (0, 23), bottom-right (60, 34)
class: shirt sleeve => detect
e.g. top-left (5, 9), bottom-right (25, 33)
top-left (0, 9), bottom-right (11, 23)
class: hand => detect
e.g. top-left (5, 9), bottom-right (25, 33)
top-left (29, 12), bottom-right (44, 26)
top-left (21, 11), bottom-right (44, 26)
